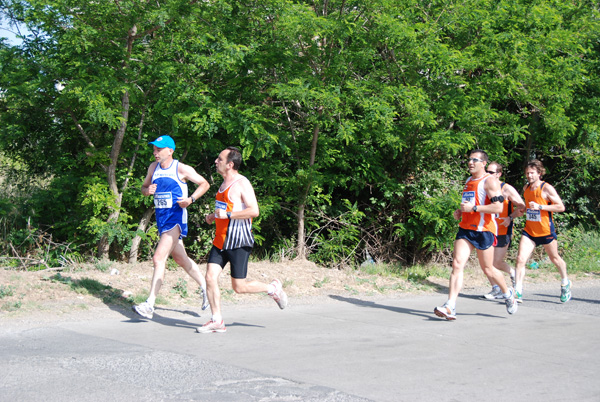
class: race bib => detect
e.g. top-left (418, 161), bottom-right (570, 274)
top-left (215, 200), bottom-right (227, 214)
top-left (154, 192), bottom-right (173, 209)
top-left (526, 209), bottom-right (542, 222)
top-left (462, 191), bottom-right (475, 204)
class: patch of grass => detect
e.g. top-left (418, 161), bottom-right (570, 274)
top-left (171, 278), bottom-right (189, 298)
top-left (93, 258), bottom-right (112, 272)
top-left (404, 264), bottom-right (448, 284)
top-left (313, 277), bottom-right (330, 288)
top-left (1, 300), bottom-right (22, 311)
top-left (0, 284), bottom-right (15, 299)
top-left (283, 279), bottom-right (294, 288)
top-left (131, 293), bottom-right (167, 306)
top-left (221, 289), bottom-right (236, 302)
top-left (166, 259), bottom-right (179, 271)
top-left (358, 262), bottom-right (402, 277)
top-left (561, 227), bottom-right (600, 274)
top-left (344, 285), bottom-right (359, 295)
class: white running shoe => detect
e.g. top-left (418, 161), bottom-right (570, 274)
top-left (133, 301), bottom-right (154, 319)
top-left (483, 285), bottom-right (503, 300)
top-left (270, 279), bottom-right (288, 309)
top-left (196, 320), bottom-right (226, 333)
top-left (434, 303), bottom-right (456, 320)
top-left (505, 288), bottom-right (518, 315)
top-left (200, 287), bottom-right (210, 311)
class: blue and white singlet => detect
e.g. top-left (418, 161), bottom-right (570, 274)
top-left (152, 160), bottom-right (188, 237)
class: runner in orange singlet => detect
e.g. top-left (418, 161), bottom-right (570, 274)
top-left (196, 147), bottom-right (288, 334)
top-left (482, 162), bottom-right (525, 300)
top-left (434, 150), bottom-right (518, 320)
top-left (514, 159), bottom-right (571, 303)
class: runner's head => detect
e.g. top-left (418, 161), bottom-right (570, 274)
top-left (525, 159), bottom-right (545, 177)
top-left (225, 146), bottom-right (243, 171)
top-left (487, 161), bottom-right (503, 178)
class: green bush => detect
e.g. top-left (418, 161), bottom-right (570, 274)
top-left (560, 226), bottom-right (600, 273)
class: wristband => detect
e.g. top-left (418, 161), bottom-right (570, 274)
top-left (226, 211), bottom-right (232, 219)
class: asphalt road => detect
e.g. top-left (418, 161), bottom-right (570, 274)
top-left (1, 281), bottom-right (599, 402)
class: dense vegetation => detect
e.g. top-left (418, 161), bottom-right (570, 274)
top-left (1, 0), bottom-right (599, 269)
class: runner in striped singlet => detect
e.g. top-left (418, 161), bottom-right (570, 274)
top-left (197, 147), bottom-right (288, 334)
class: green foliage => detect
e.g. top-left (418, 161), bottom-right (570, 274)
top-left (93, 259), bottom-right (112, 273)
top-left (308, 200), bottom-right (365, 268)
top-left (313, 277), bottom-right (330, 288)
top-left (0, 284), bottom-right (15, 299)
top-left (1, 0), bottom-right (599, 267)
top-left (171, 278), bottom-right (189, 298)
top-left (560, 226), bottom-right (600, 273)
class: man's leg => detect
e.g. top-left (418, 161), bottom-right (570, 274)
top-left (542, 240), bottom-right (568, 280)
top-left (196, 262), bottom-right (227, 333)
top-left (148, 228), bottom-right (180, 299)
top-left (171, 239), bottom-right (209, 309)
top-left (483, 246), bottom-right (513, 299)
top-left (133, 228), bottom-right (179, 318)
top-left (230, 278), bottom-right (269, 294)
top-left (448, 239), bottom-right (472, 303)
top-left (480, 246), bottom-right (517, 314)
top-left (478, 246), bottom-right (508, 294)
top-left (515, 235), bottom-right (536, 295)
top-left (493, 246), bottom-right (513, 275)
top-left (434, 239), bottom-right (471, 320)
top-left (205, 262), bottom-right (224, 319)
top-left (543, 240), bottom-right (571, 302)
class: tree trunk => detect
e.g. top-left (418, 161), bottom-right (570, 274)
top-left (96, 25), bottom-right (137, 259)
top-left (296, 120), bottom-right (320, 260)
top-left (128, 206), bottom-right (155, 263)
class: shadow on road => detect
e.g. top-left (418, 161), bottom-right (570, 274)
top-left (328, 294), bottom-right (504, 320)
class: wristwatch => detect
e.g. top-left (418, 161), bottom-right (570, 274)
top-left (190, 196), bottom-right (196, 203)
top-left (473, 205), bottom-right (478, 213)
top-left (226, 211), bottom-right (232, 219)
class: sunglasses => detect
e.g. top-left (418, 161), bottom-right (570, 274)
top-left (467, 157), bottom-right (484, 163)
top-left (487, 170), bottom-right (498, 174)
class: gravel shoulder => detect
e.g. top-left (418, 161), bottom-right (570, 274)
top-left (2, 258), bottom-right (598, 325)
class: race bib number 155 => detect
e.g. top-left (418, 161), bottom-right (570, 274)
top-left (154, 192), bottom-right (173, 209)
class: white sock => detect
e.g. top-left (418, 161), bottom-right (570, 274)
top-left (562, 278), bottom-right (569, 286)
top-left (516, 284), bottom-right (523, 294)
top-left (211, 314), bottom-right (222, 323)
top-left (146, 295), bottom-right (156, 307)
top-left (267, 284), bottom-right (276, 295)
top-left (510, 268), bottom-right (515, 278)
top-left (446, 300), bottom-right (455, 309)
top-left (503, 290), bottom-right (512, 299)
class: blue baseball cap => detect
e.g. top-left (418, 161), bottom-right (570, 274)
top-left (149, 135), bottom-right (176, 150)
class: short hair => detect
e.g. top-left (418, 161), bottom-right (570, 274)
top-left (226, 146), bottom-right (243, 171)
top-left (488, 161), bottom-right (503, 174)
top-left (470, 149), bottom-right (489, 162)
top-left (525, 159), bottom-right (546, 176)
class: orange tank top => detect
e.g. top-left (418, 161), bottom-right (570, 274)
top-left (496, 182), bottom-right (513, 236)
top-left (524, 182), bottom-right (553, 237)
top-left (459, 174), bottom-right (497, 234)
top-left (213, 177), bottom-right (254, 250)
